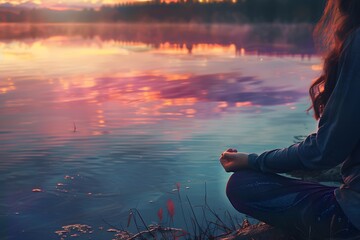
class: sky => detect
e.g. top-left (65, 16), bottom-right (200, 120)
top-left (0, 0), bottom-right (144, 9)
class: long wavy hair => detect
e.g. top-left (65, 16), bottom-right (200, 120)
top-left (309, 0), bottom-right (360, 120)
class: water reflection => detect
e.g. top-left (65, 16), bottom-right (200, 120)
top-left (0, 23), bottom-right (315, 56)
top-left (0, 68), bottom-right (313, 139)
top-left (0, 78), bottom-right (16, 94)
top-left (0, 23), bottom-right (320, 240)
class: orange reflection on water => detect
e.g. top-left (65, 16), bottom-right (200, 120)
top-left (311, 64), bottom-right (323, 71)
top-left (59, 77), bottom-right (96, 89)
top-left (163, 98), bottom-right (197, 106)
top-left (1, 78), bottom-right (16, 94)
top-left (194, 44), bottom-right (236, 54)
top-left (165, 73), bottom-right (191, 81)
top-left (156, 43), bottom-right (238, 55)
top-left (236, 101), bottom-right (252, 107)
top-left (240, 48), bottom-right (246, 56)
top-left (1, 38), bottom-right (243, 77)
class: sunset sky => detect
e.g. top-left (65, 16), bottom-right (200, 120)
top-left (0, 0), bottom-right (146, 9)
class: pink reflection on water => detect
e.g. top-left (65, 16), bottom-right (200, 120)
top-left (0, 24), bottom-right (320, 145)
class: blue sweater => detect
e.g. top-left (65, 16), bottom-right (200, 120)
top-left (248, 27), bottom-right (360, 230)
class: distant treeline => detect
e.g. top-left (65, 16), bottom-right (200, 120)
top-left (1, 0), bottom-right (326, 23)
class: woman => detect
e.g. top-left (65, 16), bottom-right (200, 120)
top-left (220, 0), bottom-right (360, 239)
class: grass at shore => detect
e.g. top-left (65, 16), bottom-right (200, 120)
top-left (55, 182), bottom-right (244, 240)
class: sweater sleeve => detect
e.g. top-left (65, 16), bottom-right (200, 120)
top-left (248, 29), bottom-right (360, 173)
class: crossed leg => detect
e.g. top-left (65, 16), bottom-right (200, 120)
top-left (226, 170), bottom-right (359, 239)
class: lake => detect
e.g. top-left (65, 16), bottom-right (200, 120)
top-left (0, 23), bottom-right (320, 239)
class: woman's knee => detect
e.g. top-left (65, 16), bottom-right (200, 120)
top-left (226, 169), bottom-right (284, 203)
top-left (226, 173), bottom-right (238, 203)
top-left (226, 169), bottom-right (259, 202)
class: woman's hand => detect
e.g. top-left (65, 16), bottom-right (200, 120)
top-left (219, 148), bottom-right (249, 172)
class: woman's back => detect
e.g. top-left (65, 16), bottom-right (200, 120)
top-left (335, 29), bottom-right (360, 226)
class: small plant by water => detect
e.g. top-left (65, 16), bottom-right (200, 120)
top-left (113, 182), bottom-right (242, 240)
top-left (55, 182), bottom-right (243, 240)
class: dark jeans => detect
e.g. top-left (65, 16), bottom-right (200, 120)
top-left (226, 170), bottom-right (360, 240)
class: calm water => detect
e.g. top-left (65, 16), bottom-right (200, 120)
top-left (0, 23), bottom-right (320, 239)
